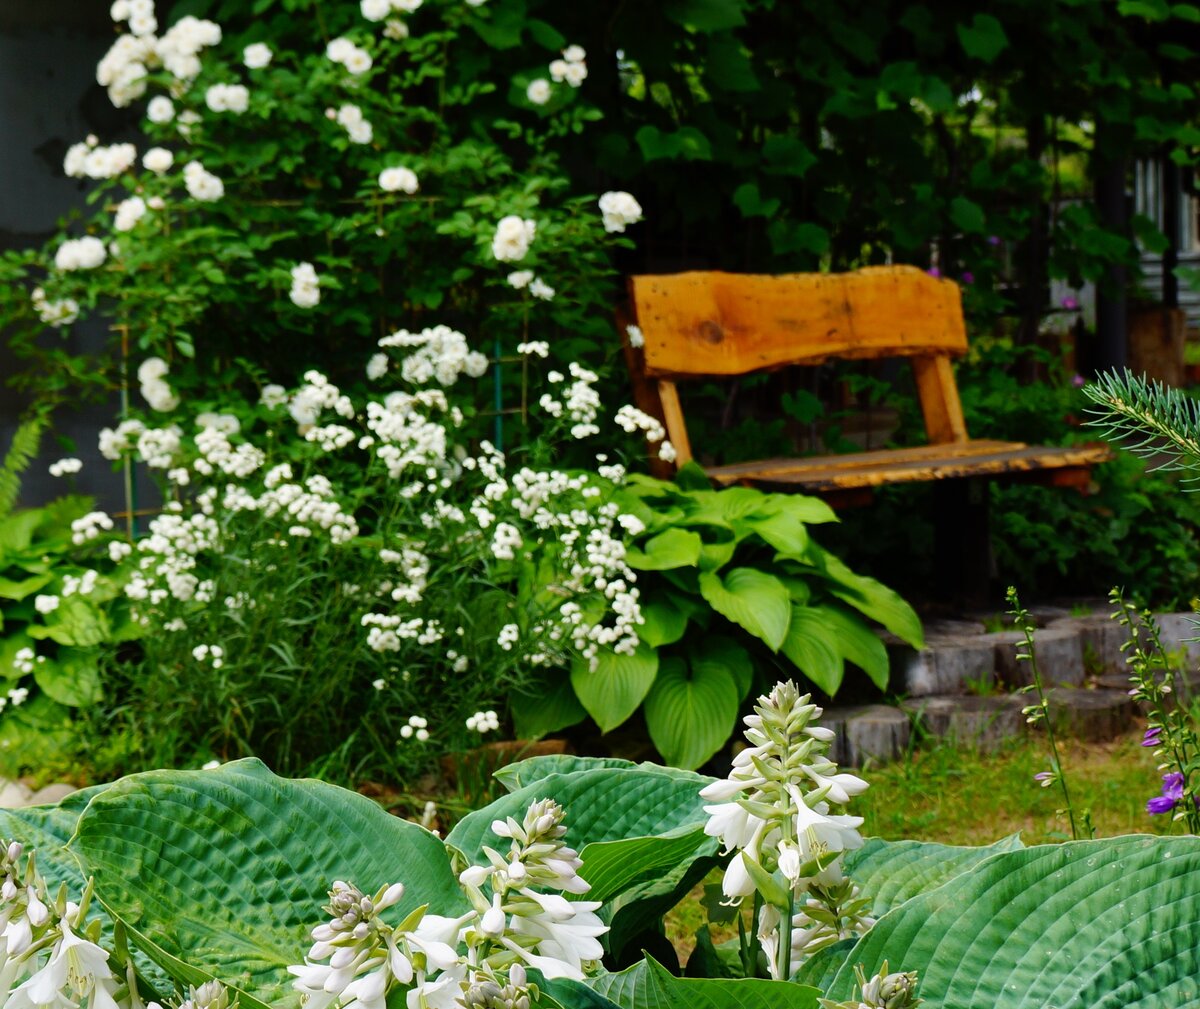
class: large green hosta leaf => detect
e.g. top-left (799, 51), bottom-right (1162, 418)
top-left (549, 956), bottom-right (820, 1009)
top-left (0, 784), bottom-right (109, 893)
top-left (823, 835), bottom-right (1200, 1008)
top-left (70, 759), bottom-right (466, 1009)
top-left (844, 834), bottom-right (1024, 916)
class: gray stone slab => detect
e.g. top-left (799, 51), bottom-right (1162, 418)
top-left (892, 635), bottom-right (997, 697)
top-left (1044, 687), bottom-right (1136, 742)
top-left (990, 628), bottom-right (1085, 688)
top-left (900, 694), bottom-right (1025, 752)
top-left (0, 780), bottom-right (33, 808)
top-left (1047, 615), bottom-right (1127, 677)
top-left (815, 705), bottom-right (911, 767)
top-left (1153, 613), bottom-right (1200, 673)
top-left (28, 783), bottom-right (76, 806)
top-left (924, 619), bottom-right (988, 638)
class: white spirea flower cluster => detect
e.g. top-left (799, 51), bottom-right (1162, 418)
top-left (509, 271), bottom-right (554, 300)
top-left (54, 236), bottom-right (106, 272)
top-left (526, 78), bottom-right (551, 105)
top-left (70, 511), bottom-right (115, 546)
top-left (378, 326), bottom-right (489, 388)
top-left (63, 137), bottom-right (137, 180)
top-left (549, 45), bottom-right (587, 88)
top-left (204, 82), bottom-right (250, 113)
top-left (333, 102), bottom-right (374, 144)
top-left (465, 709), bottom-right (499, 733)
top-left (99, 5), bottom-right (221, 106)
top-left (361, 0), bottom-right (421, 21)
top-left (48, 457), bottom-right (83, 478)
top-left (399, 714), bottom-right (430, 740)
top-left (184, 160), bottom-right (225, 202)
top-left (114, 196), bottom-right (148, 232)
top-left (491, 216), bottom-right (536, 262)
top-left (379, 166), bottom-right (420, 193)
top-left (138, 357), bottom-right (180, 412)
top-left (143, 146), bottom-right (173, 173)
top-left (290, 262), bottom-right (321, 308)
top-left (598, 191), bottom-right (643, 233)
top-left (327, 36), bottom-right (373, 75)
top-left (701, 681), bottom-right (873, 979)
top-left (243, 42), bottom-right (272, 68)
top-left (31, 288), bottom-right (79, 328)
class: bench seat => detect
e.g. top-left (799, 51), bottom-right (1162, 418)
top-left (706, 439), bottom-right (1111, 492)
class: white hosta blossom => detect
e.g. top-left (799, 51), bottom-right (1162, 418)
top-left (598, 191), bottom-right (643, 233)
top-left (379, 166), bottom-right (420, 193)
top-left (491, 216), bottom-right (536, 262)
top-left (526, 79), bottom-right (551, 105)
top-left (326, 36), bottom-right (374, 75)
top-left (457, 798), bottom-right (606, 981)
top-left (63, 139), bottom-right (137, 180)
top-left (54, 236), bottom-right (107, 271)
top-left (48, 457), bottom-right (83, 478)
top-left (147, 95), bottom-right (175, 123)
top-left (334, 102), bottom-right (374, 144)
top-left (205, 82), bottom-right (250, 113)
top-left (378, 325), bottom-right (488, 387)
top-left (183, 160), bottom-right (225, 202)
top-left (114, 195), bottom-right (148, 232)
top-left (701, 681), bottom-right (870, 976)
top-left (142, 146), bottom-right (174, 173)
top-left (243, 42), bottom-right (272, 68)
top-left (31, 288), bottom-right (79, 328)
top-left (290, 262), bottom-right (321, 309)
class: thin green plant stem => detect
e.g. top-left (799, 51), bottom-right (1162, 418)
top-left (1007, 586), bottom-right (1092, 840)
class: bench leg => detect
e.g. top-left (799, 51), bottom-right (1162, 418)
top-left (933, 478), bottom-right (994, 609)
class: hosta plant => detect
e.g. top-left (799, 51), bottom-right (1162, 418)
top-left (4, 681), bottom-right (1199, 1009)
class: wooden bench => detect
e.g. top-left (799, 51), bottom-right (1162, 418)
top-left (621, 265), bottom-right (1112, 604)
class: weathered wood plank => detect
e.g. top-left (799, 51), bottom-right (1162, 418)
top-left (707, 441), bottom-right (1112, 491)
top-left (656, 380), bottom-right (693, 466)
top-left (912, 354), bottom-right (968, 444)
top-left (630, 265), bottom-right (969, 379)
top-left (708, 439), bottom-right (1018, 478)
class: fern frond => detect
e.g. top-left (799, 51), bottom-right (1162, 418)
top-left (0, 412), bottom-right (49, 518)
top-left (1083, 369), bottom-right (1200, 484)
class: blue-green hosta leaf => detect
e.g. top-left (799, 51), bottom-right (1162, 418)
top-left (575, 825), bottom-right (716, 903)
top-left (824, 835), bottom-right (1200, 1007)
top-left (814, 604), bottom-right (891, 691)
top-left (447, 765), bottom-right (714, 868)
top-left (555, 956), bottom-right (820, 1009)
top-left (844, 835), bottom-right (1024, 917)
top-left (0, 784), bottom-right (109, 893)
top-left (571, 642), bottom-right (659, 733)
top-left (699, 568), bottom-right (791, 651)
top-left (644, 655), bottom-right (740, 769)
top-left (493, 755), bottom-right (705, 793)
top-left (510, 675), bottom-right (587, 739)
top-left (71, 759), bottom-right (466, 1009)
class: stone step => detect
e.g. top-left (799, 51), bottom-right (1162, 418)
top-left (890, 635), bottom-right (997, 697)
top-left (817, 705), bottom-right (912, 767)
top-left (989, 628), bottom-right (1085, 689)
top-left (1046, 615), bottom-right (1127, 677)
top-left (1152, 612), bottom-right (1200, 671)
top-left (900, 695), bottom-right (1026, 753)
top-left (1043, 687), bottom-right (1137, 742)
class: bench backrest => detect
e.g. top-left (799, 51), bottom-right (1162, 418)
top-left (624, 265), bottom-right (972, 466)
